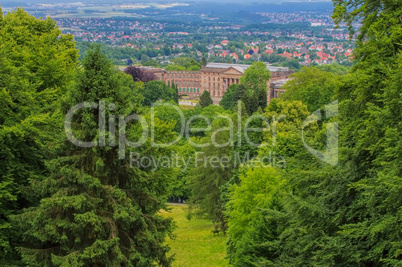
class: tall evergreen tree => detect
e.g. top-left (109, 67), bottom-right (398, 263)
top-left (0, 9), bottom-right (78, 264)
top-left (188, 116), bottom-right (234, 232)
top-left (200, 57), bottom-right (207, 67)
top-left (13, 47), bottom-right (175, 266)
top-left (199, 90), bottom-right (213, 108)
top-left (170, 80), bottom-right (179, 104)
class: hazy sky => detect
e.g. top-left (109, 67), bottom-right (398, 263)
top-left (5, 0), bottom-right (330, 4)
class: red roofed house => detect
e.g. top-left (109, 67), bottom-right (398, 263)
top-left (264, 49), bottom-right (274, 55)
top-left (231, 53), bottom-right (239, 60)
top-left (219, 51), bottom-right (228, 57)
top-left (221, 40), bottom-right (229, 46)
top-left (316, 51), bottom-right (330, 60)
top-left (293, 51), bottom-right (302, 58)
top-left (279, 52), bottom-right (292, 59)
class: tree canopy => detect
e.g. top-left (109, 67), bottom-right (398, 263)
top-left (199, 90), bottom-right (213, 108)
top-left (124, 66), bottom-right (158, 83)
top-left (0, 9), bottom-right (78, 263)
top-left (142, 80), bottom-right (179, 107)
top-left (13, 46), bottom-right (175, 266)
top-left (281, 66), bottom-right (342, 112)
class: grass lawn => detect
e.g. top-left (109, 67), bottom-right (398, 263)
top-left (161, 205), bottom-right (229, 267)
top-left (179, 105), bottom-right (195, 110)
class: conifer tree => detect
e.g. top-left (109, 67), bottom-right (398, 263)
top-left (0, 9), bottom-right (78, 264)
top-left (199, 90), bottom-right (213, 108)
top-left (188, 116), bottom-right (234, 232)
top-left (171, 81), bottom-right (179, 104)
top-left (14, 47), bottom-right (174, 267)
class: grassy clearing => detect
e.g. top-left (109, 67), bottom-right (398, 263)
top-left (179, 105), bottom-right (195, 110)
top-left (161, 205), bottom-right (229, 267)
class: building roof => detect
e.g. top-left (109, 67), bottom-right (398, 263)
top-left (204, 63), bottom-right (289, 73)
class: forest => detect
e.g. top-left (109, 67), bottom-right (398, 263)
top-left (0, 1), bottom-right (401, 266)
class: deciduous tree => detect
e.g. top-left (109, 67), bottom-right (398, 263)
top-left (124, 66), bottom-right (157, 83)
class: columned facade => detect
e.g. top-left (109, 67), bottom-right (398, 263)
top-left (156, 63), bottom-right (293, 102)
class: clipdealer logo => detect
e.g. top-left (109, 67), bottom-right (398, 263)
top-left (64, 100), bottom-right (339, 169)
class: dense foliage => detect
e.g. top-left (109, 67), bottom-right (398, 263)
top-left (281, 66), bottom-right (342, 112)
top-left (141, 80), bottom-right (179, 107)
top-left (0, 8), bottom-right (78, 264)
top-left (0, 1), bottom-right (400, 265)
top-left (220, 62), bottom-right (271, 114)
top-left (124, 66), bottom-right (158, 83)
top-left (224, 1), bottom-right (402, 266)
top-left (199, 90), bottom-right (213, 108)
top-left (0, 9), bottom-right (177, 266)
top-left (12, 47), bottom-right (176, 266)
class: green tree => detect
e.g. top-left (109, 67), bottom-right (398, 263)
top-left (0, 9), bottom-right (78, 264)
top-left (315, 63), bottom-right (349, 75)
top-left (240, 62), bottom-right (271, 111)
top-left (281, 66), bottom-right (342, 112)
top-left (188, 116), bottom-right (234, 232)
top-left (142, 80), bottom-right (178, 107)
top-left (140, 54), bottom-right (149, 65)
top-left (220, 84), bottom-right (237, 110)
top-left (13, 47), bottom-right (175, 266)
top-left (226, 167), bottom-right (286, 266)
top-left (170, 81), bottom-right (179, 104)
top-left (188, 65), bottom-right (201, 71)
top-left (233, 1), bottom-right (402, 266)
top-left (165, 65), bottom-right (186, 71)
top-left (226, 99), bottom-right (320, 266)
top-left (199, 90), bottom-right (213, 108)
top-left (200, 57), bottom-right (208, 67)
top-left (143, 59), bottom-right (159, 67)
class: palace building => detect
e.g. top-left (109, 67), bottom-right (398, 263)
top-left (152, 63), bottom-right (293, 103)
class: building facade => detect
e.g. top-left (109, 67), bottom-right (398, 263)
top-left (153, 63), bottom-right (293, 103)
